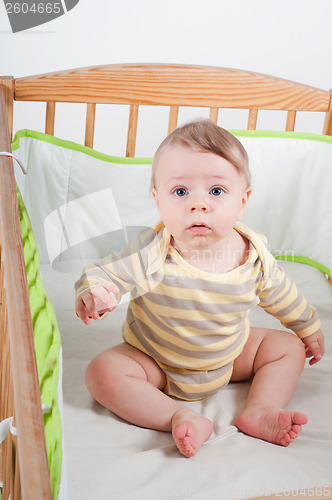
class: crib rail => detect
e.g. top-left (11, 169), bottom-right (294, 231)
top-left (12, 64), bottom-right (332, 154)
top-left (0, 86), bottom-right (52, 499)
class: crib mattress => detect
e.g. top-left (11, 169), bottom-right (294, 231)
top-left (41, 261), bottom-right (332, 500)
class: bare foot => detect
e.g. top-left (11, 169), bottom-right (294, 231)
top-left (171, 409), bottom-right (214, 457)
top-left (235, 407), bottom-right (308, 446)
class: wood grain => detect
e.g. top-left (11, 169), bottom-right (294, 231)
top-left (247, 109), bottom-right (258, 130)
top-left (168, 105), bottom-right (179, 134)
top-left (45, 101), bottom-right (55, 135)
top-left (0, 77), bottom-right (14, 141)
top-left (85, 102), bottom-right (96, 148)
top-left (323, 90), bottom-right (332, 135)
top-left (126, 104), bottom-right (139, 157)
top-left (285, 110), bottom-right (296, 131)
top-left (14, 64), bottom-right (330, 112)
top-left (209, 107), bottom-right (219, 124)
top-left (0, 87), bottom-right (52, 499)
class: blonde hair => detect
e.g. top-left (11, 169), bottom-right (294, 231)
top-left (151, 119), bottom-right (251, 189)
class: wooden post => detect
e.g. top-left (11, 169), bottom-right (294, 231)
top-left (168, 106), bottom-right (179, 134)
top-left (323, 90), bottom-right (332, 136)
top-left (209, 107), bottom-right (219, 124)
top-left (45, 102), bottom-right (56, 136)
top-left (285, 110), bottom-right (296, 131)
top-left (85, 103), bottom-right (96, 148)
top-left (126, 104), bottom-right (139, 157)
top-left (0, 77), bottom-right (14, 142)
top-left (0, 86), bottom-right (53, 500)
top-left (247, 109), bottom-right (258, 130)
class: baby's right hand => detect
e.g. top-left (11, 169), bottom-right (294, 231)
top-left (75, 282), bottom-right (119, 325)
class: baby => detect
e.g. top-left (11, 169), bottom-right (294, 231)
top-left (75, 120), bottom-right (325, 458)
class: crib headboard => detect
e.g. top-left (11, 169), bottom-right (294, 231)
top-left (1, 63), bottom-right (332, 155)
top-left (0, 63), bottom-right (331, 500)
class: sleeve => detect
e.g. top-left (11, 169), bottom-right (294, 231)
top-left (257, 253), bottom-right (321, 339)
top-left (75, 251), bottom-right (137, 302)
top-left (74, 225), bottom-right (161, 302)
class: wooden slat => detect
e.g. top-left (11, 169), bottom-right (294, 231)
top-left (247, 109), bottom-right (258, 130)
top-left (168, 106), bottom-right (179, 134)
top-left (14, 442), bottom-right (21, 500)
top-left (209, 107), bottom-right (219, 124)
top-left (5, 412), bottom-right (14, 499)
top-left (13, 64), bottom-right (331, 112)
top-left (126, 104), bottom-right (139, 157)
top-left (323, 89), bottom-right (332, 135)
top-left (0, 77), bottom-right (14, 141)
top-left (45, 101), bottom-right (55, 135)
top-left (285, 110), bottom-right (296, 131)
top-left (0, 87), bottom-right (52, 499)
top-left (0, 100), bottom-right (15, 500)
top-left (85, 102), bottom-right (96, 148)
top-left (0, 280), bottom-right (14, 500)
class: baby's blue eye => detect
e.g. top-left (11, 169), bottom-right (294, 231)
top-left (174, 188), bottom-right (188, 197)
top-left (210, 187), bottom-right (225, 196)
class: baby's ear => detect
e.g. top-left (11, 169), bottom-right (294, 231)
top-left (244, 189), bottom-right (252, 204)
top-left (238, 188), bottom-right (252, 220)
top-left (151, 187), bottom-right (159, 207)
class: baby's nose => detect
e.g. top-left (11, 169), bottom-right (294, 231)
top-left (190, 198), bottom-right (208, 212)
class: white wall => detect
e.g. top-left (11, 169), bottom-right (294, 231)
top-left (1, 0), bottom-right (331, 156)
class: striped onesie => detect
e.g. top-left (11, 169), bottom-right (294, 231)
top-left (75, 221), bottom-right (320, 401)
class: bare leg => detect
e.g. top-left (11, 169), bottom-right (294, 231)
top-left (85, 343), bottom-right (213, 457)
top-left (231, 328), bottom-right (307, 446)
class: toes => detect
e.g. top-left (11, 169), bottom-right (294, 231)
top-left (280, 433), bottom-right (292, 446)
top-left (171, 412), bottom-right (213, 457)
top-left (172, 422), bottom-right (197, 457)
top-left (288, 425), bottom-right (301, 440)
top-left (176, 435), bottom-right (197, 457)
top-left (172, 422), bottom-right (188, 441)
top-left (292, 412), bottom-right (308, 426)
top-left (292, 424), bottom-right (302, 434)
top-left (236, 408), bottom-right (307, 447)
top-left (172, 422), bottom-right (204, 457)
top-left (280, 422), bottom-right (303, 446)
top-left (179, 437), bottom-right (196, 457)
top-left (289, 430), bottom-right (297, 440)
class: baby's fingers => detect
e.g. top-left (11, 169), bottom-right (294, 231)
top-left (103, 282), bottom-right (120, 296)
top-left (305, 342), bottom-right (323, 365)
top-left (98, 286), bottom-right (118, 313)
top-left (81, 290), bottom-right (102, 320)
top-left (85, 286), bottom-right (118, 318)
top-left (75, 283), bottom-right (119, 324)
top-left (75, 297), bottom-right (91, 325)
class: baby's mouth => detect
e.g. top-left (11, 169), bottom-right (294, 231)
top-left (188, 223), bottom-right (211, 234)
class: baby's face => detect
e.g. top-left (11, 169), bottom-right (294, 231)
top-left (152, 145), bottom-right (251, 253)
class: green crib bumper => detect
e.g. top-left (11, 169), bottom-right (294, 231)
top-left (17, 185), bottom-right (63, 499)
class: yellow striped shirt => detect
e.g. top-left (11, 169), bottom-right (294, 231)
top-left (75, 222), bottom-right (320, 400)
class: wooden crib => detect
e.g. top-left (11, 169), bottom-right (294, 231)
top-left (0, 64), bottom-right (331, 500)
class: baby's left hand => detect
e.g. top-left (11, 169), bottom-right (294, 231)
top-left (302, 329), bottom-right (325, 365)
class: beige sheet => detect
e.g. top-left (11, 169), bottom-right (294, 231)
top-left (42, 261), bottom-right (332, 500)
